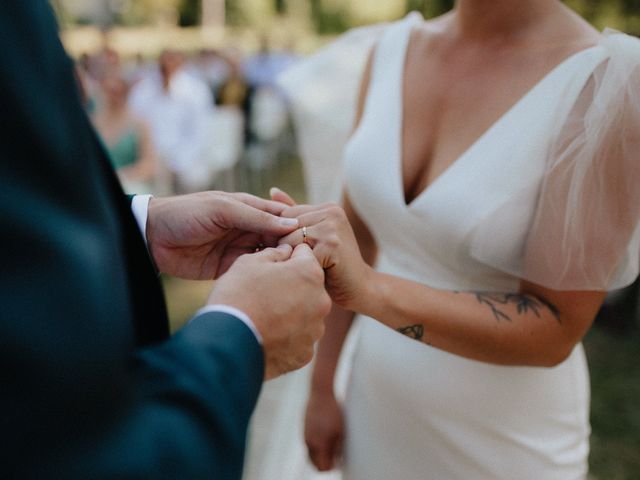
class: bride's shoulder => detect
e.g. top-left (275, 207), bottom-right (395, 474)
top-left (405, 11), bottom-right (454, 50)
top-left (600, 28), bottom-right (640, 60)
top-left (409, 11), bottom-right (450, 32)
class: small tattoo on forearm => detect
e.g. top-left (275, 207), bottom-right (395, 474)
top-left (466, 292), bottom-right (561, 323)
top-left (396, 324), bottom-right (424, 340)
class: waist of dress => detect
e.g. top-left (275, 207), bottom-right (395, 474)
top-left (352, 315), bottom-right (590, 426)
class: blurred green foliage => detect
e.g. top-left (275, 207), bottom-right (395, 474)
top-left (59, 0), bottom-right (640, 33)
top-left (180, 0), bottom-right (640, 34)
top-left (178, 0), bottom-right (201, 26)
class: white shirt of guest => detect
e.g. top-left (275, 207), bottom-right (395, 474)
top-left (129, 69), bottom-right (213, 173)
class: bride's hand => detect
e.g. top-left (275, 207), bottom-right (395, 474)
top-left (304, 389), bottom-right (345, 472)
top-left (277, 199), bottom-right (372, 310)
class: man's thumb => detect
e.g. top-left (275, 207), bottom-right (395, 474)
top-left (256, 244), bottom-right (293, 262)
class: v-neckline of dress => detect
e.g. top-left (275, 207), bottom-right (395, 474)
top-left (397, 36), bottom-right (601, 210)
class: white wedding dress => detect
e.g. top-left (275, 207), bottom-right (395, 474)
top-left (245, 12), bottom-right (640, 480)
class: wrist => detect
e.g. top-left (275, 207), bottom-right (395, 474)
top-left (310, 375), bottom-right (336, 396)
top-left (310, 361), bottom-right (338, 395)
top-left (145, 196), bottom-right (170, 262)
top-left (130, 194), bottom-right (154, 245)
top-left (348, 265), bottom-right (380, 314)
top-left (145, 196), bottom-right (158, 247)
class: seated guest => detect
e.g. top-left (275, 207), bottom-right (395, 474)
top-left (92, 74), bottom-right (156, 194)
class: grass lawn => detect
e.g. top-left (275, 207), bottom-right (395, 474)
top-left (584, 326), bottom-right (640, 479)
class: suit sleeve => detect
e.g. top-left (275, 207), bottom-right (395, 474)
top-left (69, 313), bottom-right (265, 479)
top-left (21, 312), bottom-right (264, 480)
top-left (0, 3), bottom-right (264, 478)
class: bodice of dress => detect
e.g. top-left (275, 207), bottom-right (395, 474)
top-left (343, 14), bottom-right (610, 291)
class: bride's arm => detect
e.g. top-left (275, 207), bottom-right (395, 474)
top-left (358, 270), bottom-right (605, 367)
top-left (304, 193), bottom-right (377, 472)
top-left (282, 202), bottom-right (605, 367)
top-left (310, 193), bottom-right (378, 392)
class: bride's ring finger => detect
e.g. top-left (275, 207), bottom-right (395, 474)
top-left (298, 225), bottom-right (315, 247)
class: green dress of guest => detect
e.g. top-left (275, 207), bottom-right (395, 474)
top-left (107, 128), bottom-right (140, 170)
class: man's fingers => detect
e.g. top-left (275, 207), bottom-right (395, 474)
top-left (280, 204), bottom-right (324, 219)
top-left (228, 201), bottom-right (299, 236)
top-left (278, 229), bottom-right (303, 248)
top-left (290, 241), bottom-right (316, 258)
top-left (269, 187), bottom-right (297, 206)
top-left (254, 244), bottom-right (293, 262)
top-left (230, 192), bottom-right (289, 216)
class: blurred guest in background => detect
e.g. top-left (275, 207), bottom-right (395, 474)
top-left (123, 52), bottom-right (155, 86)
top-left (187, 48), bottom-right (232, 101)
top-left (218, 49), bottom-right (250, 108)
top-left (243, 34), bottom-right (298, 91)
top-left (92, 74), bottom-right (156, 194)
top-left (129, 49), bottom-right (213, 193)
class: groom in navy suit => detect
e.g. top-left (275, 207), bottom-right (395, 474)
top-left (0, 2), bottom-right (330, 478)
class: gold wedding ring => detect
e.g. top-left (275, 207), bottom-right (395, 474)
top-left (302, 226), bottom-right (308, 244)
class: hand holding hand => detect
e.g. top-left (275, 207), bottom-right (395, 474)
top-left (146, 191), bottom-right (299, 279)
top-left (275, 196), bottom-right (372, 311)
top-left (207, 244), bottom-right (332, 379)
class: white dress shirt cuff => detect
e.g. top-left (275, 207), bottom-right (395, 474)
top-left (194, 305), bottom-right (263, 345)
top-left (131, 194), bottom-right (153, 245)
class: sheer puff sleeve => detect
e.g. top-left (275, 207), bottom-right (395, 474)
top-left (471, 30), bottom-right (640, 291)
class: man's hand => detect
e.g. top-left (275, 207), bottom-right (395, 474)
top-left (146, 191), bottom-right (299, 279)
top-left (208, 244), bottom-right (332, 379)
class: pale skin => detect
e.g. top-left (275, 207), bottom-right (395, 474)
top-left (276, 0), bottom-right (608, 471)
top-left (145, 191), bottom-right (331, 380)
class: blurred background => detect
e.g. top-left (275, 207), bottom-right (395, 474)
top-left (55, 1), bottom-right (639, 477)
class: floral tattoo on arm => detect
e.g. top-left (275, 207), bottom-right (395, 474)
top-left (395, 292), bottom-right (560, 343)
top-left (469, 292), bottom-right (561, 323)
top-left (396, 324), bottom-right (425, 340)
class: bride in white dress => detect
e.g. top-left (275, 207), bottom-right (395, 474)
top-left (270, 0), bottom-right (640, 478)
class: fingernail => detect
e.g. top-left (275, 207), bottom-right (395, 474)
top-left (279, 217), bottom-right (298, 227)
top-left (277, 244), bottom-right (292, 251)
top-left (270, 187), bottom-right (282, 197)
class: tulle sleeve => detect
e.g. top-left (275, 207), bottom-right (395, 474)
top-left (277, 22), bottom-right (389, 203)
top-left (471, 31), bottom-right (640, 291)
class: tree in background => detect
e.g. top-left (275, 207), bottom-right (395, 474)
top-left (406, 0), bottom-right (454, 17)
top-left (179, 0), bottom-right (201, 26)
top-left (308, 0), bottom-right (349, 34)
top-left (57, 0), bottom-right (640, 33)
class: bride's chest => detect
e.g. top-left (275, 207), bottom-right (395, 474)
top-left (343, 97), bottom-right (554, 262)
top-left (400, 61), bottom-right (565, 205)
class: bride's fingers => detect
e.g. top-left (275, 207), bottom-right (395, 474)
top-left (269, 187), bottom-right (297, 206)
top-left (278, 226), bottom-right (313, 248)
top-left (278, 226), bottom-right (339, 270)
top-left (280, 201), bottom-right (340, 219)
top-left (279, 204), bottom-right (321, 219)
top-left (307, 444), bottom-right (325, 470)
top-left (278, 210), bottom-right (327, 244)
top-left (314, 445), bottom-right (334, 471)
top-left (333, 435), bottom-right (344, 465)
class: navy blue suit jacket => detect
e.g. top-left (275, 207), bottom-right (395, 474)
top-left (0, 2), bottom-right (263, 478)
